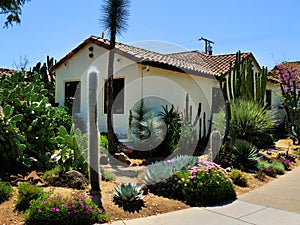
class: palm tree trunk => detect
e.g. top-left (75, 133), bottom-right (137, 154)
top-left (107, 30), bottom-right (117, 154)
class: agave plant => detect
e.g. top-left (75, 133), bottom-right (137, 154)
top-left (143, 155), bottom-right (198, 186)
top-left (143, 155), bottom-right (198, 198)
top-left (113, 182), bottom-right (144, 204)
top-left (143, 160), bottom-right (174, 186)
top-left (172, 155), bottom-right (198, 172)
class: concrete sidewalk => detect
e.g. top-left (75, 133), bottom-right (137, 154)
top-left (102, 165), bottom-right (300, 225)
top-left (238, 165), bottom-right (300, 214)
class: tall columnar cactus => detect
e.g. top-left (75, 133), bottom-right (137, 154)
top-left (221, 51), bottom-right (268, 105)
top-left (180, 93), bottom-right (212, 153)
top-left (210, 130), bottom-right (222, 162)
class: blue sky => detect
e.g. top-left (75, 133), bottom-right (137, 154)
top-left (0, 0), bottom-right (299, 70)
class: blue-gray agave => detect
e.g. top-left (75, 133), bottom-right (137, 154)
top-left (113, 182), bottom-right (144, 203)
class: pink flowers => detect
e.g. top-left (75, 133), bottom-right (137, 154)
top-left (51, 207), bottom-right (60, 212)
top-left (275, 64), bottom-right (299, 93)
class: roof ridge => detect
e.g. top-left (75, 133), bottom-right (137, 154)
top-left (211, 51), bottom-right (252, 57)
top-left (90, 35), bottom-right (166, 56)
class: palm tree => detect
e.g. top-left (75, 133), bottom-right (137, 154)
top-left (100, 0), bottom-right (130, 154)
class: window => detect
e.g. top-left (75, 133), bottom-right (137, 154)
top-left (212, 87), bottom-right (225, 113)
top-left (266, 90), bottom-right (272, 110)
top-left (104, 77), bottom-right (125, 114)
top-left (65, 81), bottom-right (81, 113)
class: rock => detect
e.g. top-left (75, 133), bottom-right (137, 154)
top-left (64, 170), bottom-right (89, 190)
top-left (114, 152), bottom-right (147, 166)
top-left (115, 152), bottom-right (131, 165)
top-left (45, 170), bottom-right (88, 190)
top-left (128, 159), bottom-right (147, 166)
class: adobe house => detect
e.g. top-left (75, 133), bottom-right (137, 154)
top-left (51, 35), bottom-right (279, 139)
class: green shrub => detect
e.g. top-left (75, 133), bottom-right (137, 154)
top-left (230, 169), bottom-right (248, 187)
top-left (271, 161), bottom-right (285, 175)
top-left (257, 161), bottom-right (277, 177)
top-left (0, 180), bottom-right (13, 204)
top-left (255, 169), bottom-right (267, 181)
top-left (24, 191), bottom-right (110, 225)
top-left (100, 167), bottom-right (116, 181)
top-left (229, 99), bottom-right (275, 140)
top-left (277, 157), bottom-right (291, 170)
top-left (100, 135), bottom-right (108, 150)
top-left (253, 133), bottom-right (274, 148)
top-left (173, 160), bottom-right (236, 206)
top-left (15, 182), bottom-right (43, 211)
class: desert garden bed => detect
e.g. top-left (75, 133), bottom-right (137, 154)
top-left (0, 138), bottom-right (299, 224)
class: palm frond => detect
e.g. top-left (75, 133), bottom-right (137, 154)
top-left (100, 0), bottom-right (130, 37)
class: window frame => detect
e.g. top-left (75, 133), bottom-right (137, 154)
top-left (64, 80), bottom-right (81, 114)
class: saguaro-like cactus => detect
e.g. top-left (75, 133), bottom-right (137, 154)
top-left (221, 51), bottom-right (268, 105)
top-left (181, 93), bottom-right (212, 153)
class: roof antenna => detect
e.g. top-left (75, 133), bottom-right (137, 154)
top-left (199, 37), bottom-right (214, 55)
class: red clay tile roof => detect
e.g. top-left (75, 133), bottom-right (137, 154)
top-left (0, 68), bottom-right (16, 77)
top-left (51, 35), bottom-right (261, 78)
top-left (168, 51), bottom-right (260, 76)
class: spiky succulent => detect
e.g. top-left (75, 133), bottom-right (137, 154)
top-left (172, 155), bottom-right (198, 172)
top-left (143, 155), bottom-right (198, 186)
top-left (113, 182), bottom-right (144, 203)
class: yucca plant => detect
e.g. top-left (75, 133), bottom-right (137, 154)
top-left (229, 99), bottom-right (275, 140)
top-left (230, 139), bottom-right (260, 171)
top-left (113, 182), bottom-right (144, 203)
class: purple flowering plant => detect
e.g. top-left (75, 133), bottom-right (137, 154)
top-left (278, 156), bottom-right (291, 170)
top-left (24, 191), bottom-right (110, 225)
top-left (275, 64), bottom-right (300, 144)
top-left (173, 160), bottom-right (236, 206)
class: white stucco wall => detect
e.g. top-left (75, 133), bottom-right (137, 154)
top-left (266, 82), bottom-right (285, 123)
top-left (54, 44), bottom-right (218, 139)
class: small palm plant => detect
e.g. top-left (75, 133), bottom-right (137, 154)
top-left (113, 182), bottom-right (144, 212)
